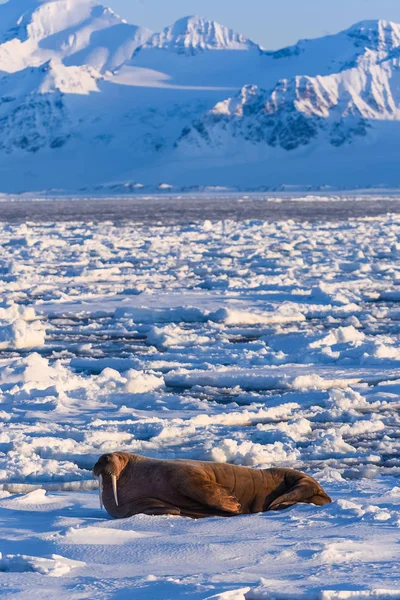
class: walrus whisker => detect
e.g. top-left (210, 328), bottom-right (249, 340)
top-left (111, 474), bottom-right (119, 506)
top-left (98, 474), bottom-right (103, 510)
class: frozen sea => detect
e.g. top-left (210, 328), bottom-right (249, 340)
top-left (3, 193), bottom-right (400, 223)
top-left (0, 194), bottom-right (399, 600)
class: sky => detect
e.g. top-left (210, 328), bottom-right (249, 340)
top-left (107, 0), bottom-right (400, 49)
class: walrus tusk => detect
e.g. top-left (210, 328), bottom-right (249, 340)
top-left (111, 474), bottom-right (119, 506)
top-left (98, 474), bottom-right (103, 510)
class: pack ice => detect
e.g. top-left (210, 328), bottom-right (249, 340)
top-left (0, 212), bottom-right (399, 598)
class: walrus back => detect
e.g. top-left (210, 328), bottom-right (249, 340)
top-left (195, 462), bottom-right (331, 513)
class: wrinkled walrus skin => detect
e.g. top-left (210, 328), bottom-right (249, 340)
top-left (93, 453), bottom-right (332, 519)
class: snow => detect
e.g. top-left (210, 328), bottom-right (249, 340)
top-left (0, 208), bottom-right (399, 597)
top-left (0, 552), bottom-right (84, 577)
top-left (142, 16), bottom-right (256, 52)
top-left (0, 0), bottom-right (152, 74)
top-left (244, 588), bottom-right (400, 600)
top-left (0, 318), bottom-right (46, 349)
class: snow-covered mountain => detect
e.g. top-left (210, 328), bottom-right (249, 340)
top-left (0, 59), bottom-right (101, 154)
top-left (1, 2), bottom-right (400, 191)
top-left (0, 0), bottom-right (152, 73)
top-left (178, 53), bottom-right (400, 154)
top-left (141, 16), bottom-right (256, 53)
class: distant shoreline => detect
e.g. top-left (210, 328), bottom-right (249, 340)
top-left (1, 194), bottom-right (400, 223)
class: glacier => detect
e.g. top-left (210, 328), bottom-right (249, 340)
top-left (1, 0), bottom-right (400, 190)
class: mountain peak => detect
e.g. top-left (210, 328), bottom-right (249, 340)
top-left (0, 0), bottom-right (151, 73)
top-left (348, 18), bottom-right (394, 31)
top-left (143, 15), bottom-right (256, 52)
top-left (175, 15), bottom-right (210, 27)
top-left (345, 19), bottom-right (400, 51)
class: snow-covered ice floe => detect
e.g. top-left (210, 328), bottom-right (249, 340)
top-left (0, 215), bottom-right (399, 597)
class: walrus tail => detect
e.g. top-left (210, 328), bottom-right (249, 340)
top-left (93, 452), bottom-right (131, 507)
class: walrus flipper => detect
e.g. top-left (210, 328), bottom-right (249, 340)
top-left (142, 506), bottom-right (181, 516)
top-left (267, 479), bottom-right (332, 511)
top-left (182, 476), bottom-right (241, 514)
top-left (132, 498), bottom-right (182, 517)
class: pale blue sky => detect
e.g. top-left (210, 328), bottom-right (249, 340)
top-left (108, 0), bottom-right (400, 49)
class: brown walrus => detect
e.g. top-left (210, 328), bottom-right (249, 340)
top-left (93, 452), bottom-right (331, 519)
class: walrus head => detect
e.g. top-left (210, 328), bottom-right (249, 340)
top-left (93, 452), bottom-right (132, 508)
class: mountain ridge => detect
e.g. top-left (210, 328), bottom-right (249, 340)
top-left (0, 1), bottom-right (399, 191)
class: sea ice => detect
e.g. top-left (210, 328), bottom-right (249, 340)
top-left (0, 212), bottom-right (399, 598)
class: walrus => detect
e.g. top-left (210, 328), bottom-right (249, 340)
top-left (93, 452), bottom-right (331, 519)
